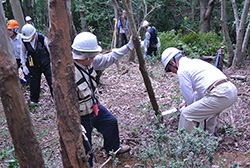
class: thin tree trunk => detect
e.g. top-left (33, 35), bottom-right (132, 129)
top-left (0, 3), bottom-right (45, 167)
top-left (191, 0), bottom-right (195, 22)
top-left (121, 0), bottom-right (160, 116)
top-left (48, 0), bottom-right (88, 167)
top-left (231, 0), bottom-right (240, 34)
top-left (10, 0), bottom-right (25, 30)
top-left (22, 0), bottom-right (32, 17)
top-left (242, 23), bottom-right (250, 59)
top-left (66, 0), bottom-right (77, 41)
top-left (233, 0), bottom-right (250, 67)
top-left (200, 0), bottom-right (215, 33)
top-left (221, 0), bottom-right (234, 66)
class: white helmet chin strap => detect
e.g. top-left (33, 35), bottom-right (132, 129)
top-left (86, 53), bottom-right (92, 66)
top-left (73, 49), bottom-right (93, 66)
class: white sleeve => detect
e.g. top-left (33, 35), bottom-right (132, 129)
top-left (178, 71), bottom-right (195, 105)
top-left (20, 42), bottom-right (27, 65)
top-left (145, 32), bottom-right (151, 48)
top-left (44, 36), bottom-right (50, 54)
top-left (92, 45), bottom-right (129, 70)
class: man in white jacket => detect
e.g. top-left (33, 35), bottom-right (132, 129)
top-left (161, 47), bottom-right (237, 134)
top-left (72, 32), bottom-right (133, 167)
top-left (7, 19), bottom-right (30, 85)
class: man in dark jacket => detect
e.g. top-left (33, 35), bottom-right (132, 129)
top-left (20, 24), bottom-right (53, 103)
top-left (142, 20), bottom-right (158, 58)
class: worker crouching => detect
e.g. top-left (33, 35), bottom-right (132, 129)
top-left (161, 47), bottom-right (237, 135)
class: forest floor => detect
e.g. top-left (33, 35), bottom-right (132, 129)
top-left (0, 56), bottom-right (250, 168)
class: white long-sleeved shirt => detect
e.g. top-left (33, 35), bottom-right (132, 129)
top-left (177, 57), bottom-right (227, 105)
top-left (20, 33), bottom-right (50, 65)
top-left (92, 45), bottom-right (129, 70)
top-left (9, 33), bottom-right (22, 60)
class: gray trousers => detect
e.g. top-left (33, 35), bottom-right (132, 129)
top-left (178, 81), bottom-right (237, 134)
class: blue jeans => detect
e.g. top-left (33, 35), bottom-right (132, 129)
top-left (80, 105), bottom-right (120, 167)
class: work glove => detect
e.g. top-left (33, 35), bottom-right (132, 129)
top-left (126, 36), bottom-right (134, 50)
top-left (140, 40), bottom-right (145, 48)
top-left (22, 65), bottom-right (29, 75)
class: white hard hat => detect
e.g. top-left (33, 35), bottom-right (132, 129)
top-left (141, 20), bottom-right (149, 27)
top-left (25, 16), bottom-right (32, 22)
top-left (161, 47), bottom-right (182, 72)
top-left (71, 32), bottom-right (102, 53)
top-left (21, 24), bottom-right (36, 42)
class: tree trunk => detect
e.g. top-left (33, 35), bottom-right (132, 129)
top-left (48, 0), bottom-right (88, 167)
top-left (66, 0), bottom-right (77, 41)
top-left (231, 0), bottom-right (240, 34)
top-left (0, 3), bottom-right (45, 167)
top-left (191, 0), bottom-right (195, 22)
top-left (242, 23), bottom-right (250, 59)
top-left (9, 0), bottom-right (25, 30)
top-left (111, 0), bottom-right (119, 48)
top-left (121, 0), bottom-right (160, 116)
top-left (232, 0), bottom-right (250, 67)
top-left (78, 1), bottom-right (87, 30)
top-left (221, 0), bottom-right (234, 66)
top-left (200, 0), bottom-right (215, 33)
top-left (22, 0), bottom-right (32, 17)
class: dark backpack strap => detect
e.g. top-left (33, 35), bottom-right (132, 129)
top-left (37, 33), bottom-right (45, 46)
top-left (74, 61), bottom-right (97, 84)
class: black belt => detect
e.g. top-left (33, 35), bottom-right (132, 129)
top-left (207, 78), bottom-right (229, 91)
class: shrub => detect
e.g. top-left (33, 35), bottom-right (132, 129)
top-left (136, 115), bottom-right (221, 167)
top-left (158, 30), bottom-right (225, 59)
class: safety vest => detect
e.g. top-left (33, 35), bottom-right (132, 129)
top-left (74, 61), bottom-right (101, 116)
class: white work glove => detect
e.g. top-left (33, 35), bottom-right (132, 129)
top-left (22, 65), bottom-right (29, 75)
top-left (126, 36), bottom-right (134, 50)
top-left (140, 40), bottom-right (145, 48)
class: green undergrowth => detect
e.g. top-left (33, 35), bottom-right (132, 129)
top-left (158, 29), bottom-right (225, 59)
top-left (135, 114), bottom-right (221, 168)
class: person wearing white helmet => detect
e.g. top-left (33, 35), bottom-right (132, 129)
top-left (7, 19), bottom-right (30, 85)
top-left (141, 20), bottom-right (158, 58)
top-left (161, 47), bottom-right (237, 134)
top-left (20, 24), bottom-right (53, 104)
top-left (72, 31), bottom-right (133, 168)
top-left (25, 16), bottom-right (35, 27)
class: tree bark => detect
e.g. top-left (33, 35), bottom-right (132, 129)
top-left (242, 23), bottom-right (250, 59)
top-left (111, 0), bottom-right (120, 48)
top-left (0, 3), bottom-right (45, 167)
top-left (22, 0), bottom-right (32, 17)
top-left (221, 0), bottom-right (234, 66)
top-left (48, 0), bottom-right (88, 167)
top-left (66, 0), bottom-right (77, 41)
top-left (78, 0), bottom-right (87, 31)
top-left (191, 0), bottom-right (195, 22)
top-left (231, 0), bottom-right (240, 34)
top-left (233, 0), bottom-right (250, 67)
top-left (121, 0), bottom-right (160, 116)
top-left (200, 0), bottom-right (215, 33)
top-left (9, 0), bottom-right (25, 30)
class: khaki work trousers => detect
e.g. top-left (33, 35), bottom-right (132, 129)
top-left (178, 81), bottom-right (237, 134)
